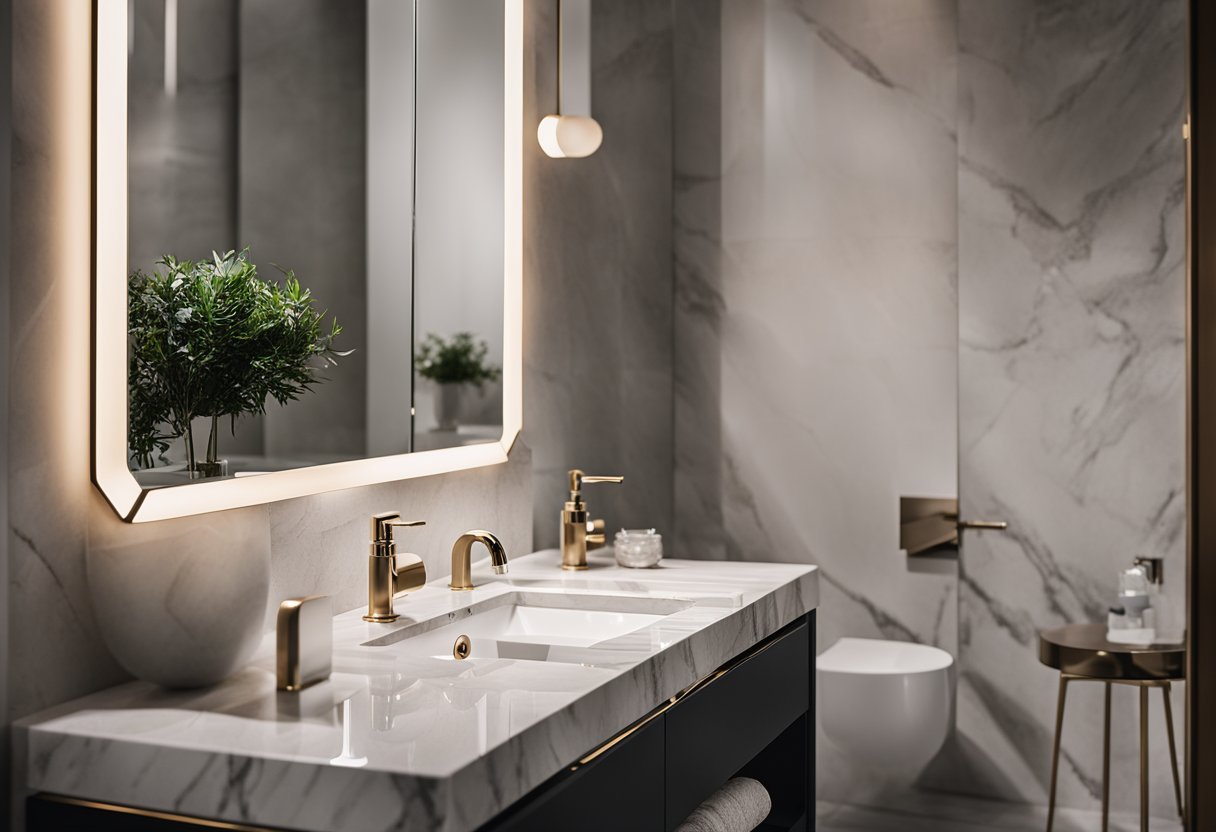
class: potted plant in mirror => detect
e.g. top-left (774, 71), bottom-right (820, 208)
top-left (415, 332), bottom-right (501, 431)
top-left (127, 248), bottom-right (348, 479)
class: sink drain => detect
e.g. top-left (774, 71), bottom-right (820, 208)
top-left (453, 634), bottom-right (472, 660)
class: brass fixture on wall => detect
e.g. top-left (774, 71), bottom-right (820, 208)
top-left (899, 496), bottom-right (1008, 557)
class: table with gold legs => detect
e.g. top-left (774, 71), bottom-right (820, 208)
top-left (1038, 624), bottom-right (1185, 832)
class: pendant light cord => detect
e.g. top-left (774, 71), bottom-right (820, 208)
top-left (555, 0), bottom-right (562, 115)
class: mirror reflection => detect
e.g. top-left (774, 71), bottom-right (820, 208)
top-left (125, 0), bottom-right (505, 486)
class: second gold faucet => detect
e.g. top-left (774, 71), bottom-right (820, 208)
top-left (450, 530), bottom-right (509, 590)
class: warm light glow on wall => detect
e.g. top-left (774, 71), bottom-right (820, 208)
top-left (92, 0), bottom-right (525, 522)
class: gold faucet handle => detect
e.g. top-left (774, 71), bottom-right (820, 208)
top-left (369, 513), bottom-right (426, 557)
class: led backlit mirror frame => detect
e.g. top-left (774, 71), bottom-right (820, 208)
top-left (92, 0), bottom-right (523, 522)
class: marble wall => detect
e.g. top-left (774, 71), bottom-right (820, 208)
top-left (9, 0), bottom-right (128, 724)
top-left (672, 0), bottom-right (1187, 817)
top-left (524, 0), bottom-right (675, 548)
top-left (0, 0), bottom-right (11, 817)
top-left (954, 0), bottom-right (1187, 815)
top-left (673, 0), bottom-right (961, 804)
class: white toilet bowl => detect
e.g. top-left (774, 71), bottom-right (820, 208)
top-left (818, 637), bottom-right (954, 774)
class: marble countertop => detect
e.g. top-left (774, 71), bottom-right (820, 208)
top-left (17, 549), bottom-right (818, 832)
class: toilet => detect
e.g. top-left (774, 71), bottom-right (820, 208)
top-left (817, 637), bottom-right (954, 774)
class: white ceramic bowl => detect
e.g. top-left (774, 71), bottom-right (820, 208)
top-left (818, 637), bottom-right (954, 774)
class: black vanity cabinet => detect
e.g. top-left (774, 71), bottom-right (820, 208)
top-left (484, 612), bottom-right (816, 832)
top-left (28, 612), bottom-right (816, 832)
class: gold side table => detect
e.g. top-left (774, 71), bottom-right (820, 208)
top-left (1038, 623), bottom-right (1185, 832)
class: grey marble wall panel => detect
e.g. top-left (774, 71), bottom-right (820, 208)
top-left (0, 0), bottom-right (13, 818)
top-left (127, 0), bottom-right (238, 276)
top-left (673, 0), bottom-right (961, 804)
top-left (9, 0), bottom-right (131, 721)
top-left (240, 0), bottom-right (369, 459)
top-left (955, 0), bottom-right (1186, 815)
top-left (672, 0), bottom-right (726, 561)
top-left (674, 0), bottom-right (1187, 814)
top-left (523, 0), bottom-right (675, 548)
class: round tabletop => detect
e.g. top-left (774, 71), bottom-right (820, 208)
top-left (1038, 623), bottom-right (1185, 681)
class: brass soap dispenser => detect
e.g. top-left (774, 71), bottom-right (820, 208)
top-left (560, 469), bottom-right (623, 570)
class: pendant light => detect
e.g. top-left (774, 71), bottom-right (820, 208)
top-left (537, 0), bottom-right (602, 158)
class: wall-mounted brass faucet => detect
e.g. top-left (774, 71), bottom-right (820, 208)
top-left (450, 530), bottom-right (509, 591)
top-left (363, 512), bottom-right (427, 623)
top-left (561, 468), bottom-right (623, 570)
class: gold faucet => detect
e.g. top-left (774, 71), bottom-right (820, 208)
top-left (363, 512), bottom-right (427, 623)
top-left (560, 469), bottom-right (623, 570)
top-left (450, 530), bottom-right (509, 591)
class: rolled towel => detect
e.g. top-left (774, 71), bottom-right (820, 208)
top-left (674, 776), bottom-right (772, 832)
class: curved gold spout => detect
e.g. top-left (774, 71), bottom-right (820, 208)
top-left (450, 530), bottom-right (508, 591)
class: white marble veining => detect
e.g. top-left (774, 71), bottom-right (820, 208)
top-left (673, 0), bottom-right (1186, 817)
top-left (10, 0), bottom-right (130, 722)
top-left (524, 0), bottom-right (676, 549)
top-left (673, 0), bottom-right (959, 807)
top-left (18, 550), bottom-right (818, 832)
top-left (955, 0), bottom-right (1186, 816)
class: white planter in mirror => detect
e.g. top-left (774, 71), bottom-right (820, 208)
top-left (87, 498), bottom-right (271, 687)
top-left (435, 382), bottom-right (463, 431)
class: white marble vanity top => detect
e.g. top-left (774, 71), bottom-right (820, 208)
top-left (17, 549), bottom-right (818, 832)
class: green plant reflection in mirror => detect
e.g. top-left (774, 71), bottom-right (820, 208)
top-left (415, 333), bottom-right (502, 433)
top-left (415, 333), bottom-right (501, 387)
top-left (127, 249), bottom-right (349, 479)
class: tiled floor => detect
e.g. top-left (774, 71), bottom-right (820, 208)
top-left (817, 792), bottom-right (1184, 831)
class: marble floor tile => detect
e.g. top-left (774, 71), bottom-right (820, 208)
top-left (817, 793), bottom-right (1183, 832)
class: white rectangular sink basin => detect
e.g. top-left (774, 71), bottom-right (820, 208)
top-left (363, 593), bottom-right (691, 663)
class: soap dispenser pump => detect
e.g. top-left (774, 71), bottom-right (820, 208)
top-left (560, 469), bottom-right (623, 570)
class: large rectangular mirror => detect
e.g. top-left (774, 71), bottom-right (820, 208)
top-left (93, 0), bottom-right (523, 522)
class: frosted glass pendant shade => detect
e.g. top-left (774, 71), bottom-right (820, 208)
top-left (537, 114), bottom-right (603, 158)
top-left (539, 0), bottom-right (600, 158)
